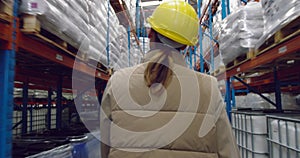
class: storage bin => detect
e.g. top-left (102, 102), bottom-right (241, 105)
top-left (267, 114), bottom-right (300, 158)
top-left (231, 111), bottom-right (269, 158)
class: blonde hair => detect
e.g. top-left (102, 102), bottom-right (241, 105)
top-left (144, 49), bottom-right (174, 90)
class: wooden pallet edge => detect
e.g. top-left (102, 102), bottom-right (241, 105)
top-left (0, 13), bottom-right (13, 23)
top-left (20, 15), bottom-right (87, 60)
top-left (212, 66), bottom-right (226, 76)
top-left (0, 1), bottom-right (13, 16)
top-left (257, 29), bottom-right (300, 56)
top-left (21, 29), bottom-right (87, 61)
top-left (226, 50), bottom-right (257, 69)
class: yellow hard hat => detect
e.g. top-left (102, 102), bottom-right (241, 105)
top-left (147, 1), bottom-right (199, 46)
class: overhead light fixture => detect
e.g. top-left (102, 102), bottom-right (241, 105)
top-left (287, 60), bottom-right (295, 64)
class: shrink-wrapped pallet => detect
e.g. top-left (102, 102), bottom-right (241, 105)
top-left (219, 2), bottom-right (263, 65)
top-left (19, 0), bottom-right (136, 69)
top-left (256, 0), bottom-right (300, 48)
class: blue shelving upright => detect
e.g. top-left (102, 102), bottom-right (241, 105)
top-left (0, 0), bottom-right (18, 157)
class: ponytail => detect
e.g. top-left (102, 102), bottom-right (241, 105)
top-left (144, 50), bottom-right (174, 90)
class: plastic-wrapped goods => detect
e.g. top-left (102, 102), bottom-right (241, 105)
top-left (19, 0), bottom-right (134, 69)
top-left (19, 0), bottom-right (48, 15)
top-left (26, 144), bottom-right (73, 158)
top-left (48, 0), bottom-right (90, 35)
top-left (235, 95), bottom-right (246, 108)
top-left (61, 18), bottom-right (87, 44)
top-left (89, 25), bottom-right (106, 50)
top-left (39, 1), bottom-right (68, 32)
top-left (109, 43), bottom-right (121, 58)
top-left (65, 0), bottom-right (89, 23)
top-left (257, 0), bottom-right (300, 48)
top-left (38, 17), bottom-right (82, 49)
top-left (229, 0), bottom-right (242, 13)
top-left (76, 0), bottom-right (89, 13)
top-left (87, 1), bottom-right (103, 27)
top-left (220, 2), bottom-right (263, 65)
top-left (213, 53), bottom-right (225, 71)
top-left (244, 93), bottom-right (274, 109)
top-left (87, 46), bottom-right (107, 65)
top-left (270, 93), bottom-right (300, 110)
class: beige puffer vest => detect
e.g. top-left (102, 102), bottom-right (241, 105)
top-left (100, 61), bottom-right (240, 158)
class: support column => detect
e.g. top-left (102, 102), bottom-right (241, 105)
top-left (21, 81), bottom-right (28, 134)
top-left (47, 88), bottom-right (52, 129)
top-left (0, 50), bottom-right (15, 158)
top-left (106, 0), bottom-right (110, 66)
top-left (225, 78), bottom-right (232, 121)
top-left (0, 1), bottom-right (18, 157)
top-left (56, 77), bottom-right (62, 129)
top-left (231, 79), bottom-right (236, 108)
top-left (209, 4), bottom-right (214, 72)
top-left (197, 0), bottom-right (204, 73)
top-left (274, 66), bottom-right (282, 111)
top-left (221, 0), bottom-right (227, 19)
top-left (128, 26), bottom-right (131, 67)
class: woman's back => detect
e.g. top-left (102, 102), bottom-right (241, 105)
top-left (100, 53), bottom-right (240, 158)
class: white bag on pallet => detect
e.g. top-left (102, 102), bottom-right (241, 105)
top-left (220, 2), bottom-right (263, 65)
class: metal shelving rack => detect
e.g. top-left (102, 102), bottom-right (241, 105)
top-left (0, 0), bottom-right (17, 157)
top-left (197, 0), bottom-right (300, 115)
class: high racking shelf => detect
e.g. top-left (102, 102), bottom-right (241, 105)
top-left (196, 0), bottom-right (300, 117)
top-left (110, 0), bottom-right (145, 55)
top-left (218, 25), bottom-right (300, 112)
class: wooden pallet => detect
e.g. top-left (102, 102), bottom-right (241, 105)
top-left (257, 16), bottom-right (300, 55)
top-left (0, 13), bottom-right (13, 23)
top-left (0, 1), bottom-right (13, 16)
top-left (211, 65), bottom-right (226, 76)
top-left (226, 48), bottom-right (256, 69)
top-left (20, 14), bottom-right (83, 59)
